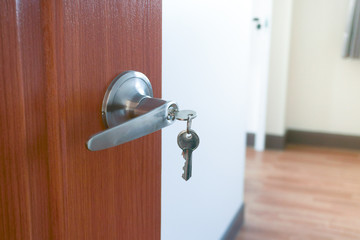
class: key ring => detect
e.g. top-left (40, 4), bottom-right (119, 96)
top-left (186, 114), bottom-right (194, 134)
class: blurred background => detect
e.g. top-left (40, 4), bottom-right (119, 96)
top-left (243, 0), bottom-right (360, 239)
top-left (162, 0), bottom-right (360, 239)
top-left (247, 0), bottom-right (360, 151)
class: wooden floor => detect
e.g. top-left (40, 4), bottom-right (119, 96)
top-left (236, 145), bottom-right (360, 240)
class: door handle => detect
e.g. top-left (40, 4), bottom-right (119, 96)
top-left (86, 71), bottom-right (179, 151)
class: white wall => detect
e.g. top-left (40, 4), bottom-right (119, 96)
top-left (266, 0), bottom-right (293, 136)
top-left (246, 0), bottom-right (271, 135)
top-left (286, 0), bottom-right (360, 136)
top-left (162, 1), bottom-right (252, 239)
top-left (246, 0), bottom-right (273, 151)
top-left (246, 0), bottom-right (293, 137)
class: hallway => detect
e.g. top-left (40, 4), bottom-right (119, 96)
top-left (237, 145), bottom-right (360, 240)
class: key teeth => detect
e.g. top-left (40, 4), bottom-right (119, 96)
top-left (181, 149), bottom-right (194, 181)
top-left (182, 158), bottom-right (191, 180)
top-left (182, 174), bottom-right (189, 181)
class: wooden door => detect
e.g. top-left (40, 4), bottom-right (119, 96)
top-left (0, 0), bottom-right (161, 239)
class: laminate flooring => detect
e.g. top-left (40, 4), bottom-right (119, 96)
top-left (236, 145), bottom-right (360, 240)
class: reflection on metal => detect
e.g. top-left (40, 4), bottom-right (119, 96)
top-left (86, 71), bottom-right (178, 151)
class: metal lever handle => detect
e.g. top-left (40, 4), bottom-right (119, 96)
top-left (86, 71), bottom-right (178, 151)
top-left (87, 99), bottom-right (177, 151)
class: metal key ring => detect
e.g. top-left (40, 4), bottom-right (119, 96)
top-left (186, 114), bottom-right (193, 134)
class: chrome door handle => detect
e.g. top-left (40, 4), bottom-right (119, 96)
top-left (86, 71), bottom-right (178, 151)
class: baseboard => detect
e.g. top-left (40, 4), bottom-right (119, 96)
top-left (221, 203), bottom-right (245, 240)
top-left (248, 130), bottom-right (360, 150)
top-left (266, 134), bottom-right (286, 149)
top-left (246, 133), bottom-right (286, 150)
top-left (246, 133), bottom-right (255, 147)
top-left (287, 130), bottom-right (360, 150)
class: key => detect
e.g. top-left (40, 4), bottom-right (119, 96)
top-left (175, 110), bottom-right (197, 121)
top-left (177, 129), bottom-right (200, 181)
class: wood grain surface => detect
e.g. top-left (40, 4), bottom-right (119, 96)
top-left (237, 145), bottom-right (360, 240)
top-left (0, 0), bottom-right (162, 239)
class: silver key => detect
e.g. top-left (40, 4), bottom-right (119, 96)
top-left (175, 110), bottom-right (197, 121)
top-left (177, 130), bottom-right (200, 181)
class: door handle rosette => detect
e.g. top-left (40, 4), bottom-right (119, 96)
top-left (86, 71), bottom-right (178, 151)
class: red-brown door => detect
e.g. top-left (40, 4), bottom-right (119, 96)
top-left (0, 0), bottom-right (161, 239)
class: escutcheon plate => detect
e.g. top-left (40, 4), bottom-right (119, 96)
top-left (102, 71), bottom-right (153, 128)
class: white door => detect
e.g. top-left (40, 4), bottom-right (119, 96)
top-left (162, 0), bottom-right (252, 239)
